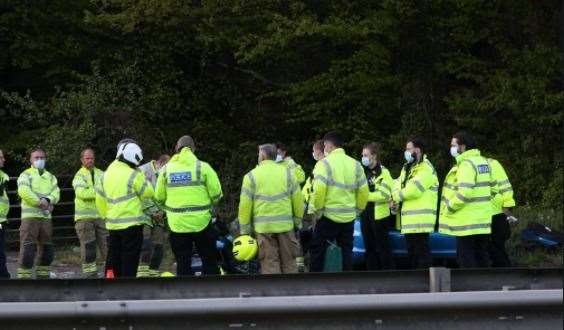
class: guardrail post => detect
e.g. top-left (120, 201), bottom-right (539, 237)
top-left (429, 267), bottom-right (451, 292)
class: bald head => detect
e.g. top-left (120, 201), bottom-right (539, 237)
top-left (175, 135), bottom-right (195, 152)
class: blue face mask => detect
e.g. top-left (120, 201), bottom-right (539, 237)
top-left (450, 146), bottom-right (459, 158)
top-left (361, 156), bottom-right (370, 167)
top-left (404, 150), bottom-right (414, 163)
top-left (33, 159), bottom-right (46, 170)
top-left (275, 154), bottom-right (284, 162)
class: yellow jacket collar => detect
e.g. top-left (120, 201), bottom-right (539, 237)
top-left (329, 148), bottom-right (345, 156)
top-left (259, 160), bottom-right (276, 166)
top-left (456, 149), bottom-right (481, 164)
top-left (175, 147), bottom-right (197, 163)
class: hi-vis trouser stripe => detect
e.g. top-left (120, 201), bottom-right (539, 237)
top-left (36, 265), bottom-right (50, 279)
top-left (137, 264), bottom-right (150, 278)
top-left (82, 262), bottom-right (97, 277)
top-left (17, 268), bottom-right (33, 279)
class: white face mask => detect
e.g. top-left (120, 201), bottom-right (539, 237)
top-left (404, 150), bottom-right (414, 163)
top-left (361, 156), bottom-right (370, 167)
top-left (312, 152), bottom-right (319, 161)
top-left (33, 159), bottom-right (46, 170)
top-left (450, 146), bottom-right (459, 158)
top-left (275, 154), bottom-right (284, 162)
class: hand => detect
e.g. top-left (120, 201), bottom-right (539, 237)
top-left (389, 200), bottom-right (397, 209)
top-left (151, 212), bottom-right (164, 225)
top-left (38, 198), bottom-right (49, 210)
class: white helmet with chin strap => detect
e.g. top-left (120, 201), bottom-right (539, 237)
top-left (116, 138), bottom-right (138, 158)
top-left (117, 142), bottom-right (143, 166)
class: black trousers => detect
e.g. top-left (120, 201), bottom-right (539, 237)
top-left (405, 233), bottom-right (431, 269)
top-left (310, 217), bottom-right (354, 272)
top-left (489, 213), bottom-right (511, 267)
top-left (0, 227), bottom-right (10, 278)
top-left (361, 215), bottom-right (394, 270)
top-left (457, 234), bottom-right (490, 268)
top-left (105, 225), bottom-right (143, 278)
top-left (169, 223), bottom-right (219, 276)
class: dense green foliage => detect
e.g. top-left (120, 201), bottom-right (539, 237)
top-left (1, 1), bottom-right (562, 218)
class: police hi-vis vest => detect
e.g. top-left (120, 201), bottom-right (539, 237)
top-left (155, 148), bottom-right (223, 233)
top-left (439, 149), bottom-right (495, 236)
top-left (487, 158), bottom-right (516, 215)
top-left (367, 165), bottom-right (394, 221)
top-left (17, 167), bottom-right (60, 220)
top-left (238, 160), bottom-right (304, 235)
top-left (279, 157), bottom-right (306, 184)
top-left (392, 155), bottom-right (439, 234)
top-left (311, 148), bottom-right (369, 223)
top-left (72, 166), bottom-right (104, 221)
top-left (96, 160), bottom-right (154, 230)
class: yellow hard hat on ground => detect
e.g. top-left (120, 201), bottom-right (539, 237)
top-left (161, 271), bottom-right (175, 277)
top-left (232, 235), bottom-right (258, 261)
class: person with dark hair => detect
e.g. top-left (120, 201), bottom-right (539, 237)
top-left (302, 140), bottom-right (325, 203)
top-left (360, 142), bottom-right (395, 270)
top-left (439, 131), bottom-right (495, 268)
top-left (298, 140), bottom-right (325, 267)
top-left (391, 136), bottom-right (439, 269)
top-left (309, 131), bottom-right (369, 272)
top-left (17, 148), bottom-right (60, 278)
top-left (276, 143), bottom-right (306, 184)
top-left (322, 131), bottom-right (344, 148)
top-left (137, 154), bottom-right (171, 277)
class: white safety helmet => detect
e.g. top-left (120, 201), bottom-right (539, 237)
top-left (116, 138), bottom-right (138, 158)
top-left (117, 142), bottom-right (143, 166)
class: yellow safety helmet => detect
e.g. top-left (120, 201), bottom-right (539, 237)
top-left (232, 235), bottom-right (258, 261)
top-left (160, 271), bottom-right (175, 277)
